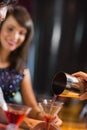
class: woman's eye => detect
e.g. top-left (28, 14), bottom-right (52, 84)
top-left (20, 31), bottom-right (27, 36)
top-left (7, 27), bottom-right (13, 32)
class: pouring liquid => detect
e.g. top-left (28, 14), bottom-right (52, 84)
top-left (59, 89), bottom-right (79, 98)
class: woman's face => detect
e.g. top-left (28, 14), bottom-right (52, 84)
top-left (0, 15), bottom-right (27, 52)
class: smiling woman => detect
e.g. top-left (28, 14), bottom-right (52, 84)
top-left (0, 5), bottom-right (42, 120)
top-left (0, 5), bottom-right (34, 71)
top-left (0, 5), bottom-right (63, 127)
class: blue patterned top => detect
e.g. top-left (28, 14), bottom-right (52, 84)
top-left (0, 67), bottom-right (24, 103)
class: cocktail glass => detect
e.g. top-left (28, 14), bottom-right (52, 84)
top-left (4, 103), bottom-right (32, 130)
top-left (38, 99), bottom-right (63, 130)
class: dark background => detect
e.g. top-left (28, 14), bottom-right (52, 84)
top-left (19, 0), bottom-right (87, 97)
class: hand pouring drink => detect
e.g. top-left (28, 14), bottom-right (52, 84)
top-left (52, 72), bottom-right (87, 98)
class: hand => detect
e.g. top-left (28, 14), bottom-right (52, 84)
top-left (52, 115), bottom-right (62, 127)
top-left (72, 71), bottom-right (87, 100)
top-left (72, 71), bottom-right (87, 81)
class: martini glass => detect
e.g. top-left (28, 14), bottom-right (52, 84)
top-left (4, 103), bottom-right (32, 130)
top-left (38, 99), bottom-right (63, 130)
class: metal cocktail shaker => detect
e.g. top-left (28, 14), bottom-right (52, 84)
top-left (52, 72), bottom-right (87, 98)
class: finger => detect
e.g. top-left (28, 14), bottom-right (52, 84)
top-left (80, 92), bottom-right (87, 100)
top-left (52, 115), bottom-right (62, 126)
top-left (72, 72), bottom-right (87, 81)
top-left (54, 118), bottom-right (62, 126)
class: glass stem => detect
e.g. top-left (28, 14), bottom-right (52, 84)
top-left (6, 123), bottom-right (18, 130)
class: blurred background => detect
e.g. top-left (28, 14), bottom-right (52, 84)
top-left (18, 0), bottom-right (87, 127)
top-left (19, 0), bottom-right (87, 96)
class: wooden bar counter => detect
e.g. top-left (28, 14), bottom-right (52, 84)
top-left (19, 100), bottom-right (87, 130)
top-left (0, 116), bottom-right (86, 130)
top-left (18, 98), bottom-right (87, 130)
top-left (18, 117), bottom-right (87, 130)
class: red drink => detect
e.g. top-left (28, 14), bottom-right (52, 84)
top-left (44, 115), bottom-right (53, 130)
top-left (4, 103), bottom-right (31, 126)
top-left (44, 115), bottom-right (53, 123)
top-left (5, 110), bottom-right (25, 126)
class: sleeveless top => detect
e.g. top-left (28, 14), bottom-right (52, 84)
top-left (0, 67), bottom-right (24, 103)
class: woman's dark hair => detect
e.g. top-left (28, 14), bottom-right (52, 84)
top-left (0, 6), bottom-right (34, 73)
